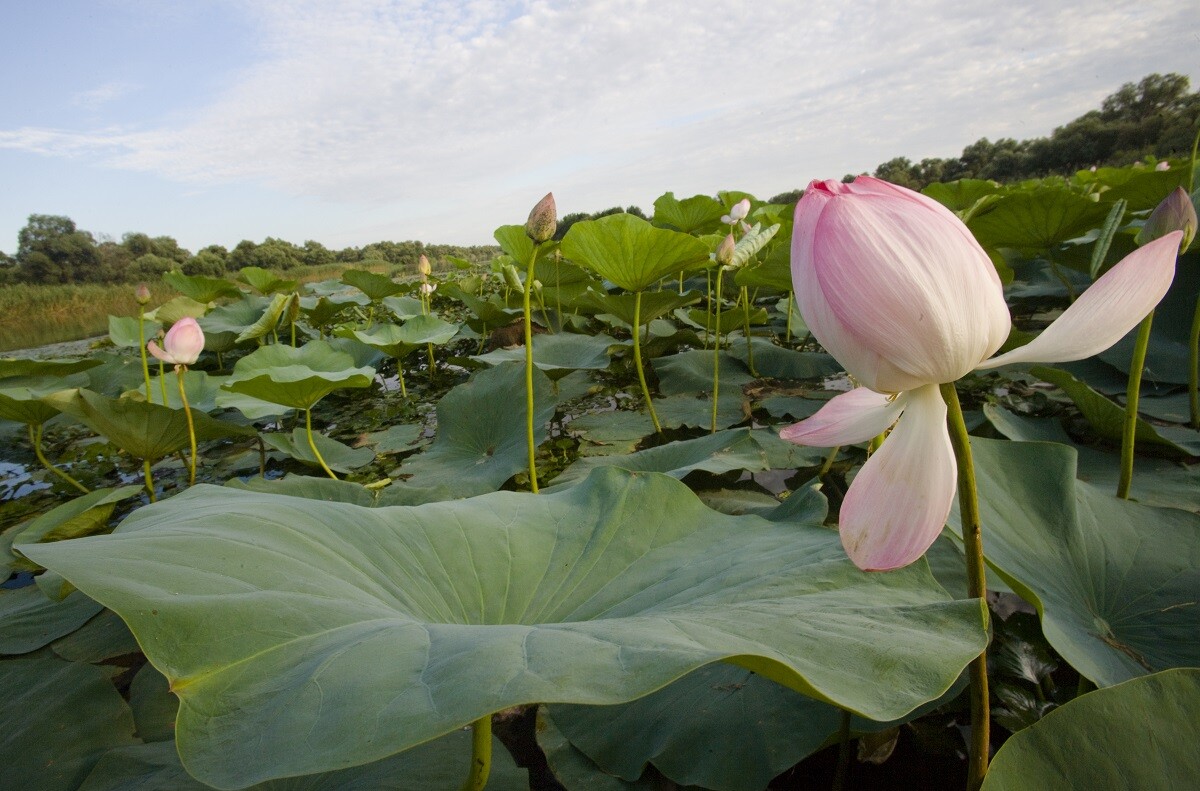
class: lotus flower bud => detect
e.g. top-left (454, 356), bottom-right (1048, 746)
top-left (135, 283), bottom-right (151, 305)
top-left (502, 263), bottom-right (524, 291)
top-left (715, 233), bottom-right (736, 267)
top-left (1155, 161), bottom-right (1171, 171)
top-left (417, 254), bottom-right (432, 278)
top-left (147, 316), bottom-right (205, 367)
top-left (525, 193), bottom-right (557, 243)
top-left (1137, 187), bottom-right (1196, 253)
top-left (420, 282), bottom-right (437, 295)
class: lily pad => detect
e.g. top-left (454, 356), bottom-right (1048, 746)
top-left (0, 357), bottom-right (103, 379)
top-left (163, 270), bottom-right (243, 303)
top-left (0, 655), bottom-right (138, 791)
top-left (235, 292), bottom-right (297, 343)
top-left (222, 341), bottom-right (375, 410)
top-left (562, 213), bottom-right (711, 292)
top-left (107, 315), bottom-right (162, 349)
top-left (25, 467), bottom-right (986, 789)
top-left (577, 289), bottom-right (702, 326)
top-left (262, 429), bottom-right (376, 473)
top-left (652, 192), bottom-right (725, 234)
top-left (338, 315), bottom-right (460, 359)
top-left (238, 266), bottom-right (298, 295)
top-left (0, 584), bottom-right (104, 654)
top-left (198, 296), bottom-right (273, 353)
top-left (959, 437), bottom-right (1200, 686)
top-left (982, 669), bottom-right (1200, 791)
top-left (341, 269), bottom-right (403, 300)
top-left (51, 608), bottom-right (140, 663)
top-left (652, 350), bottom-right (755, 396)
top-left (472, 332), bottom-right (617, 379)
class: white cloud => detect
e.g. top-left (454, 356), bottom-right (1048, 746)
top-left (3, 0), bottom-right (1198, 244)
top-left (71, 81), bottom-right (138, 110)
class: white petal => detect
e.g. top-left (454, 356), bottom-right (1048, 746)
top-left (779, 388), bottom-right (908, 447)
top-left (839, 384), bottom-right (956, 571)
top-left (979, 232), bottom-right (1181, 369)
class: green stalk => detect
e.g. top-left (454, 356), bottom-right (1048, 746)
top-left (396, 363), bottom-right (408, 398)
top-left (939, 382), bottom-right (990, 790)
top-left (1190, 298), bottom-right (1200, 429)
top-left (158, 359), bottom-right (168, 405)
top-left (741, 285), bottom-right (757, 376)
top-left (832, 708), bottom-right (852, 791)
top-left (426, 343), bottom-right (436, 383)
top-left (30, 423), bottom-right (88, 493)
top-left (143, 459), bottom-right (156, 502)
top-left (176, 367), bottom-right (198, 486)
top-left (711, 267), bottom-right (726, 433)
top-left (305, 408), bottom-right (338, 480)
top-left (817, 445), bottom-right (841, 479)
top-left (786, 292), bottom-right (794, 344)
top-left (632, 291), bottom-right (662, 433)
top-left (460, 715), bottom-right (492, 791)
top-left (523, 245), bottom-right (540, 493)
top-left (1118, 311), bottom-right (1154, 498)
top-left (138, 309), bottom-right (152, 400)
top-left (704, 269), bottom-right (713, 349)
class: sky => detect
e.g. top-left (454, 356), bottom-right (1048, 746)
top-left (1, 0), bottom-right (1197, 254)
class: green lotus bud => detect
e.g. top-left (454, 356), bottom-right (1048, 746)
top-left (715, 233), bottom-right (736, 267)
top-left (502, 263), bottom-right (524, 291)
top-left (135, 283), bottom-right (151, 305)
top-left (525, 192), bottom-right (557, 243)
top-left (1137, 187), bottom-right (1196, 254)
top-left (417, 254), bottom-right (432, 278)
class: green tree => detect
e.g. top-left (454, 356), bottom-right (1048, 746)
top-left (16, 214), bottom-right (102, 284)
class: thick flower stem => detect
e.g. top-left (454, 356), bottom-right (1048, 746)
top-left (1188, 297), bottom-right (1199, 429)
top-left (938, 382), bottom-right (990, 790)
top-left (143, 459), bottom-right (156, 502)
top-left (741, 286), bottom-right (757, 376)
top-left (832, 708), bottom-right (852, 791)
top-left (523, 245), bottom-right (540, 493)
top-left (305, 408), bottom-right (338, 480)
top-left (30, 424), bottom-right (89, 494)
top-left (632, 291), bottom-right (662, 434)
top-left (176, 367), bottom-right (198, 486)
top-left (460, 715), bottom-right (492, 791)
top-left (138, 309), bottom-right (152, 400)
top-left (1118, 311), bottom-right (1154, 499)
top-left (711, 267), bottom-right (726, 434)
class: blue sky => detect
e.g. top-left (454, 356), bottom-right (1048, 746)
top-left (2, 0), bottom-right (1197, 254)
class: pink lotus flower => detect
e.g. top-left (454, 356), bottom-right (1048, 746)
top-left (148, 317), bottom-right (205, 367)
top-left (721, 198), bottom-right (751, 229)
top-left (780, 176), bottom-right (1181, 571)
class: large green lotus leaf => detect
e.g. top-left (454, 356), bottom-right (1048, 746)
top-left (537, 706), bottom-right (673, 790)
top-left (392, 361), bottom-right (554, 502)
top-left (1031, 366), bottom-right (1200, 455)
top-left (222, 341), bottom-right (375, 410)
top-left (325, 336), bottom-right (385, 370)
top-left (236, 292), bottom-right (297, 343)
top-left (549, 662), bottom-right (956, 791)
top-left (728, 338), bottom-right (840, 381)
top-left (129, 369), bottom-right (224, 412)
top-left (341, 269), bottom-right (403, 300)
top-left (982, 403), bottom-right (1200, 513)
top-left (151, 296), bottom-right (209, 325)
top-left (732, 249), bottom-right (791, 292)
top-left (1098, 254), bottom-right (1198, 385)
top-left (546, 429), bottom-right (768, 491)
top-left (78, 730), bottom-right (529, 791)
top-left (0, 585), bottom-right (103, 654)
top-left (12, 484), bottom-right (143, 548)
top-left (198, 296), bottom-right (273, 353)
top-left (213, 388), bottom-right (295, 421)
top-left (652, 192), bottom-right (726, 234)
top-left (107, 315), bottom-right (163, 348)
top-left (967, 188), bottom-right (1112, 255)
top-left (227, 474), bottom-right (383, 507)
top-left (652, 350), bottom-right (755, 396)
top-left (534, 259), bottom-right (599, 308)
top-left (163, 270), bottom-right (244, 303)
top-left (0, 373), bottom-right (90, 424)
top-left (960, 437), bottom-right (1200, 686)
top-left (982, 669), bottom-right (1200, 791)
top-left (24, 467), bottom-right (986, 788)
top-left (576, 289), bottom-right (702, 326)
top-left (238, 266), bottom-right (298, 295)
top-left (561, 214), bottom-right (711, 292)
top-left (129, 663), bottom-right (178, 742)
top-left (262, 429), bottom-right (376, 473)
top-left (297, 294), bottom-right (356, 327)
top-left (922, 179), bottom-right (1003, 214)
top-left (0, 357), bottom-right (103, 379)
top-left (380, 294), bottom-right (425, 321)
top-left (492, 224), bottom-right (557, 272)
top-left (1099, 167), bottom-right (1187, 211)
top-left (472, 331), bottom-right (617, 379)
top-left (337, 315), bottom-right (459, 359)
top-left (42, 388), bottom-right (255, 461)
top-left (441, 285), bottom-right (522, 326)
top-left (0, 655), bottom-right (139, 790)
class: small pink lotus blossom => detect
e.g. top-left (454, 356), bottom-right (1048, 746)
top-left (1155, 161), bottom-right (1171, 171)
top-left (780, 176), bottom-right (1181, 571)
top-left (148, 317), bottom-right (205, 367)
top-left (420, 282), bottom-right (437, 295)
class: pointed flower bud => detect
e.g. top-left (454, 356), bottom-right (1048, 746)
top-left (525, 192), bottom-right (557, 243)
top-left (417, 254), bottom-right (432, 278)
top-left (1137, 187), bottom-right (1196, 253)
top-left (135, 283), bottom-right (151, 305)
top-left (715, 233), bottom-right (736, 267)
top-left (147, 317), bottom-right (205, 367)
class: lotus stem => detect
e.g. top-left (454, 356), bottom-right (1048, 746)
top-left (426, 343), bottom-right (436, 383)
top-left (305, 408), bottom-right (338, 480)
top-left (1189, 296), bottom-right (1199, 429)
top-left (786, 292), bottom-right (794, 344)
top-left (258, 434), bottom-right (266, 478)
top-left (741, 285), bottom-right (757, 376)
top-left (632, 290), bottom-right (662, 434)
top-left (138, 309), bottom-right (152, 400)
top-left (176, 366), bottom-right (198, 486)
top-left (818, 445), bottom-right (841, 479)
top-left (832, 708), bottom-right (852, 791)
top-left (523, 245), bottom-right (540, 493)
top-left (939, 382), bottom-right (990, 789)
top-left (460, 715), bottom-right (492, 791)
top-left (158, 358), bottom-right (168, 405)
top-left (711, 267), bottom-right (726, 433)
top-left (30, 423), bottom-right (88, 494)
top-left (704, 269), bottom-right (713, 349)
top-left (1118, 311), bottom-right (1154, 498)
top-left (143, 459), bottom-right (156, 502)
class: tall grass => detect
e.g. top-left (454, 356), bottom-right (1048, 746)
top-left (0, 263), bottom-right (395, 353)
